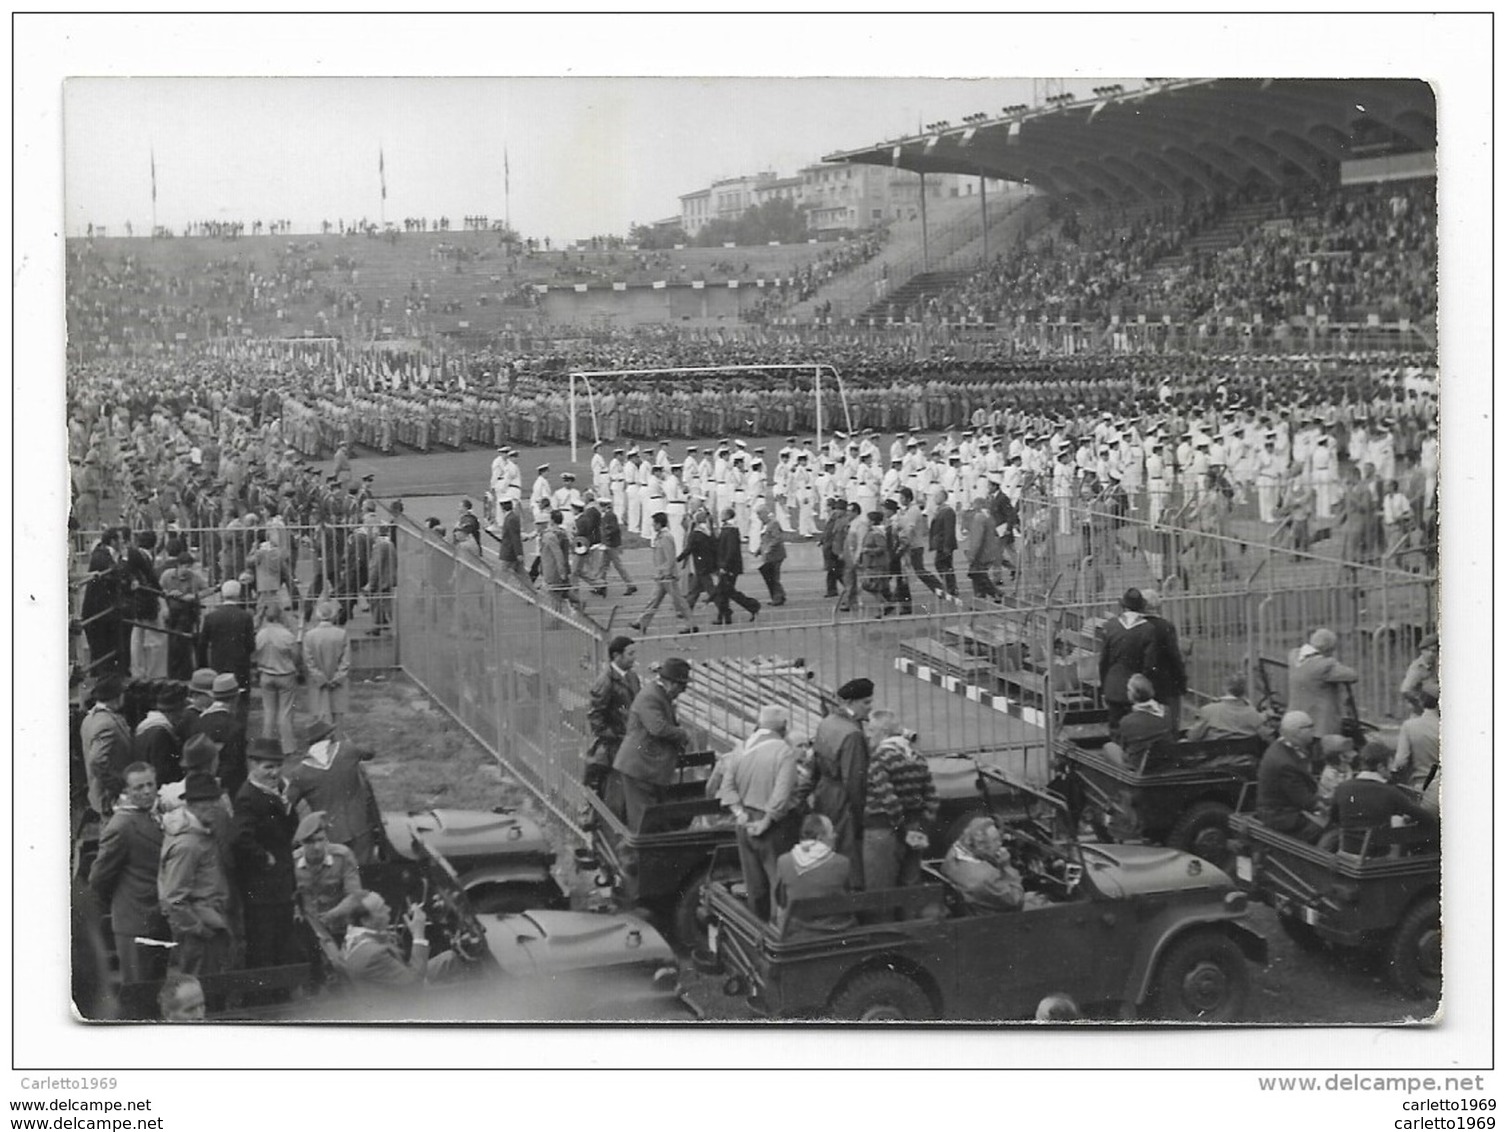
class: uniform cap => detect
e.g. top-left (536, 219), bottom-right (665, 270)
top-left (294, 811), bottom-right (329, 843)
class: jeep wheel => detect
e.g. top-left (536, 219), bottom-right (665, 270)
top-left (829, 968), bottom-right (934, 1022)
top-left (1150, 931), bottom-right (1250, 1022)
top-left (1168, 801), bottom-right (1234, 870)
top-left (1277, 911), bottom-right (1328, 954)
top-left (671, 862), bottom-right (743, 952)
top-left (1387, 896), bottom-right (1441, 1000)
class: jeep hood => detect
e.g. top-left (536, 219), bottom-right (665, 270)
top-left (382, 808), bottom-right (554, 864)
top-left (480, 909), bottom-right (677, 976)
top-left (1079, 842), bottom-right (1233, 898)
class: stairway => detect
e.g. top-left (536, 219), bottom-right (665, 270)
top-left (856, 270), bottom-right (973, 322)
top-left (1140, 199), bottom-right (1280, 282)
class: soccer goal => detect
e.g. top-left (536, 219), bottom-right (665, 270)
top-left (567, 364), bottom-right (853, 461)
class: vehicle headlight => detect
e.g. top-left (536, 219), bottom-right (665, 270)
top-left (1224, 890), bottom-right (1248, 913)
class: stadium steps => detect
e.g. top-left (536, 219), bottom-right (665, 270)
top-left (1142, 199), bottom-right (1281, 278)
top-left (853, 270), bottom-right (973, 322)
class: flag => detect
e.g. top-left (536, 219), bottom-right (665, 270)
top-left (379, 147), bottom-right (387, 201)
top-left (150, 149), bottom-right (157, 204)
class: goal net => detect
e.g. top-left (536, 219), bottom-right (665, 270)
top-left (567, 364), bottom-right (852, 460)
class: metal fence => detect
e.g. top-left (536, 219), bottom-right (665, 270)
top-left (392, 522), bottom-right (608, 837)
top-left (1002, 492), bottom-right (1436, 724)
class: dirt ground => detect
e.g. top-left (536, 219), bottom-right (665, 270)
top-left (269, 674), bottom-right (1438, 1027)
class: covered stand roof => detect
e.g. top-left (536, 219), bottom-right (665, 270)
top-left (825, 79), bottom-right (1436, 202)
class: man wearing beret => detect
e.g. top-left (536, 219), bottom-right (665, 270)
top-left (292, 812), bottom-right (364, 934)
top-left (612, 657), bottom-right (693, 830)
top-left (805, 677), bottom-right (875, 888)
top-left (232, 740), bottom-right (301, 968)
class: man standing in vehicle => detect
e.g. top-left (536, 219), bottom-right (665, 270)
top-left (719, 705), bottom-right (802, 919)
top-left (804, 677), bottom-right (873, 889)
top-left (612, 657), bottom-right (694, 830)
top-left (584, 635), bottom-right (641, 805)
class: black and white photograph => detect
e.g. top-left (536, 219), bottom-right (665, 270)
top-left (14, 9), bottom-right (1493, 1107)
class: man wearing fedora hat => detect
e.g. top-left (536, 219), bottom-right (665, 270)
top-left (183, 667), bottom-right (218, 738)
top-left (612, 657), bottom-right (694, 830)
top-left (285, 720), bottom-right (382, 866)
top-left (134, 682), bottom-right (189, 789)
top-left (159, 771), bottom-right (235, 977)
top-left (232, 740), bottom-right (301, 969)
top-left (193, 673), bottom-right (248, 796)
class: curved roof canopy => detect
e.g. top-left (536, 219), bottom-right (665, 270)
top-left (825, 79), bottom-right (1436, 203)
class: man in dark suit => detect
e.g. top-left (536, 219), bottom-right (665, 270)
top-left (1256, 712), bottom-right (1323, 843)
top-left (928, 489), bottom-right (959, 597)
top-left (81, 529), bottom-right (126, 674)
top-left (1330, 742), bottom-right (1438, 854)
top-left (197, 580), bottom-right (256, 694)
top-left (819, 497), bottom-right (851, 599)
top-left (492, 498), bottom-right (531, 588)
top-left (1098, 587), bottom-right (1157, 728)
top-left (232, 739), bottom-right (301, 968)
top-left (1142, 588), bottom-right (1189, 730)
top-left (611, 657), bottom-right (693, 830)
top-left (713, 508), bottom-right (761, 625)
top-left (88, 762), bottom-right (169, 982)
top-left (584, 635), bottom-right (641, 801)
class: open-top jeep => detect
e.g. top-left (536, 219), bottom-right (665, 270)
top-left (1057, 734), bottom-right (1265, 869)
top-left (1228, 789), bottom-right (1440, 1000)
top-left (698, 768), bottom-right (1267, 1022)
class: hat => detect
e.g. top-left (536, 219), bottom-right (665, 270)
top-left (294, 811), bottom-right (329, 843)
top-left (90, 673), bottom-right (125, 702)
top-left (181, 734), bottom-right (221, 771)
top-left (211, 673), bottom-right (241, 699)
top-left (305, 719), bottom-right (336, 745)
top-left (1418, 633), bottom-right (1438, 651)
top-left (659, 657), bottom-right (691, 684)
top-left (221, 579), bottom-right (242, 601)
top-left (182, 772), bottom-right (221, 804)
top-left (537, 464), bottom-right (550, 473)
top-left (156, 684), bottom-right (189, 711)
top-left (247, 738), bottom-right (285, 764)
top-left (836, 677), bottom-right (875, 701)
top-left (189, 668), bottom-right (218, 694)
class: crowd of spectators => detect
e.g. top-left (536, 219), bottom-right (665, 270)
top-left (896, 179), bottom-right (1436, 330)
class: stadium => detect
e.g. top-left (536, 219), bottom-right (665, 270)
top-left (66, 76), bottom-right (1440, 1025)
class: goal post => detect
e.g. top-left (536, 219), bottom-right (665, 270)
top-left (567, 363), bottom-right (852, 462)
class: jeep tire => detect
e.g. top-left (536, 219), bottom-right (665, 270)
top-left (1387, 896), bottom-right (1441, 1000)
top-left (1168, 800), bottom-right (1235, 870)
top-left (1150, 930), bottom-right (1250, 1022)
top-left (671, 861), bottom-right (743, 952)
top-left (829, 968), bottom-right (934, 1022)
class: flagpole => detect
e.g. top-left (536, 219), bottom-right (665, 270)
top-left (504, 145), bottom-right (511, 235)
top-left (379, 145), bottom-right (387, 227)
top-left (150, 147), bottom-right (157, 238)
